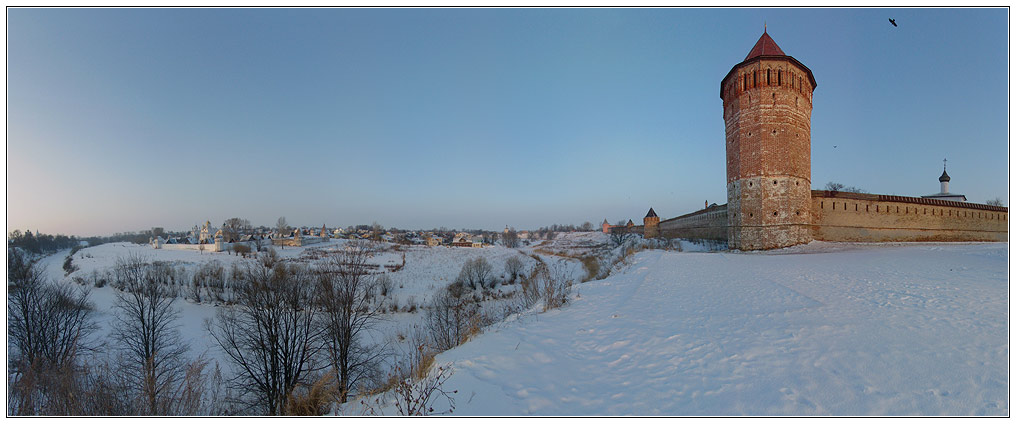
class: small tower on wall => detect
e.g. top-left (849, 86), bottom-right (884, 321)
top-left (720, 29), bottom-right (817, 250)
top-left (602, 219), bottom-right (611, 234)
top-left (643, 208), bottom-right (660, 238)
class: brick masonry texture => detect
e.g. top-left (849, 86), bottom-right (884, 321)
top-left (722, 56), bottom-right (815, 250)
top-left (810, 191), bottom-right (1008, 242)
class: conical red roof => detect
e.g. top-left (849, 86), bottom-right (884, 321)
top-left (744, 30), bottom-right (785, 60)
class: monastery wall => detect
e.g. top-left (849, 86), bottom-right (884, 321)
top-left (810, 191), bottom-right (1008, 242)
top-left (658, 205), bottom-right (729, 240)
top-left (160, 243), bottom-right (230, 252)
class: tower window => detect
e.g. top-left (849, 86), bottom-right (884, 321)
top-left (767, 69), bottom-right (771, 85)
top-left (778, 70), bottom-right (782, 86)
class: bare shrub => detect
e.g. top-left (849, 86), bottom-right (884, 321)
top-left (426, 285), bottom-right (481, 351)
top-left (377, 274), bottom-right (393, 298)
top-left (360, 364), bottom-right (457, 416)
top-left (516, 257), bottom-right (571, 312)
top-left (191, 261), bottom-right (225, 304)
top-left (579, 256), bottom-right (601, 282)
top-left (504, 256), bottom-right (524, 283)
top-left (286, 373), bottom-right (336, 416)
top-left (260, 247), bottom-right (280, 268)
top-left (62, 254), bottom-right (78, 276)
top-left (9, 356), bottom-right (133, 415)
top-left (539, 265), bottom-right (572, 311)
top-left (232, 243), bottom-right (252, 258)
top-left (391, 365), bottom-right (457, 416)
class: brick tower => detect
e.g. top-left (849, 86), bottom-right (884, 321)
top-left (720, 29), bottom-right (817, 250)
top-left (643, 207), bottom-right (660, 238)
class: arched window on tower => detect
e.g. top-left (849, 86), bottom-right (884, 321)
top-left (778, 70), bottom-right (782, 86)
top-left (753, 72), bottom-right (757, 87)
top-left (767, 69), bottom-right (771, 85)
top-left (743, 74), bottom-right (748, 91)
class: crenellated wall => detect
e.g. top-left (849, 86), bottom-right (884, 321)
top-left (810, 191), bottom-right (1008, 242)
top-left (658, 205), bottom-right (729, 240)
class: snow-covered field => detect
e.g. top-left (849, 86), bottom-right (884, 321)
top-left (36, 239), bottom-right (559, 382)
top-left (32, 238), bottom-right (1009, 415)
top-left (429, 242), bottom-right (1009, 416)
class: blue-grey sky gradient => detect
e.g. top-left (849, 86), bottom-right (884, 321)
top-left (7, 8), bottom-right (1009, 236)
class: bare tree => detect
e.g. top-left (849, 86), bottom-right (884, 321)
top-left (580, 221), bottom-right (593, 231)
top-left (986, 198), bottom-right (1005, 206)
top-left (8, 248), bottom-right (97, 415)
top-left (824, 181), bottom-right (867, 193)
top-left (276, 217), bottom-right (290, 237)
top-left (111, 253), bottom-right (189, 415)
top-left (317, 240), bottom-right (385, 403)
top-left (208, 258), bottom-right (323, 415)
top-left (221, 217), bottom-right (252, 242)
top-left (454, 257), bottom-right (494, 290)
top-left (504, 256), bottom-right (525, 283)
top-left (8, 248), bottom-right (95, 371)
top-left (609, 226), bottom-right (633, 247)
top-left (502, 228), bottom-right (520, 248)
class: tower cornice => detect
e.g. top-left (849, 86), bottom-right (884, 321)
top-left (720, 55), bottom-right (817, 99)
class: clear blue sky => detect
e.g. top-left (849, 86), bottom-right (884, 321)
top-left (7, 8), bottom-right (1009, 236)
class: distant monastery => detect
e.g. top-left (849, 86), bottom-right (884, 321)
top-left (606, 30), bottom-right (1007, 250)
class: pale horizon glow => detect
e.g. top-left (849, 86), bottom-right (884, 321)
top-left (7, 8), bottom-right (1009, 237)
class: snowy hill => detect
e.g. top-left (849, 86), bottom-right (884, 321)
top-left (427, 242), bottom-right (1008, 415)
top-left (28, 238), bottom-right (1009, 415)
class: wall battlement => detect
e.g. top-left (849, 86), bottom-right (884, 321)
top-left (811, 191), bottom-right (1007, 242)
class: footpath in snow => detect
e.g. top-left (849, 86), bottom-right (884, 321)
top-left (433, 242), bottom-right (1008, 415)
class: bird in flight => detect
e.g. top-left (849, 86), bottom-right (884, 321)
top-left (889, 18), bottom-right (898, 27)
